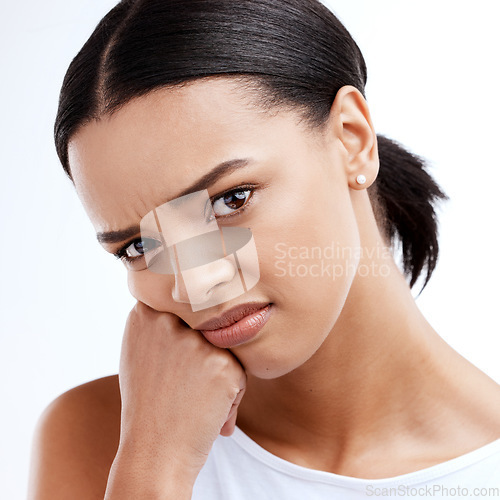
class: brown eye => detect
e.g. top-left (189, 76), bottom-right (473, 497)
top-left (212, 189), bottom-right (252, 216)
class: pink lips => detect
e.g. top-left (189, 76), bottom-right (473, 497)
top-left (196, 303), bottom-right (272, 348)
top-left (195, 302), bottom-right (271, 330)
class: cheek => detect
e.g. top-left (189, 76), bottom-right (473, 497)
top-left (256, 177), bottom-right (360, 309)
top-left (236, 189), bottom-right (360, 378)
top-left (127, 271), bottom-right (171, 310)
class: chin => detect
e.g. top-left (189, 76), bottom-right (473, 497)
top-left (231, 340), bottom-right (320, 380)
top-left (246, 365), bottom-right (291, 380)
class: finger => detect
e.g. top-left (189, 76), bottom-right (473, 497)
top-left (219, 408), bottom-right (238, 437)
top-left (219, 378), bottom-right (247, 437)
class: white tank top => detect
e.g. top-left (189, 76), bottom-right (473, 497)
top-left (192, 425), bottom-right (500, 499)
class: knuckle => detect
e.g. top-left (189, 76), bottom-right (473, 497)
top-left (228, 385), bottom-right (242, 400)
top-left (159, 311), bottom-right (181, 330)
top-left (209, 352), bottom-right (234, 372)
top-left (207, 352), bottom-right (244, 386)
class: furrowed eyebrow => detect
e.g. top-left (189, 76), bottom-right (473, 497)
top-left (96, 157), bottom-right (252, 246)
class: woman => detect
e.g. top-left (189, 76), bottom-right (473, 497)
top-left (29, 0), bottom-right (500, 498)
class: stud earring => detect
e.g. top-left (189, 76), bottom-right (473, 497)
top-left (356, 174), bottom-right (366, 185)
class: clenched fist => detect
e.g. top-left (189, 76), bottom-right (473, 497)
top-left (107, 300), bottom-right (247, 497)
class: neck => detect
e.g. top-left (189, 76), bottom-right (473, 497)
top-left (236, 248), bottom-right (497, 471)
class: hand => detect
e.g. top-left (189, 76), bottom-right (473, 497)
top-left (114, 300), bottom-right (247, 489)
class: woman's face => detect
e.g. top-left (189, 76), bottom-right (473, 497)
top-left (68, 78), bottom-right (365, 379)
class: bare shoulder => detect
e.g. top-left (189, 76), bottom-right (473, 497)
top-left (28, 375), bottom-right (121, 500)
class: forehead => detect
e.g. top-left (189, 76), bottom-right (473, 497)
top-left (66, 77), bottom-right (320, 237)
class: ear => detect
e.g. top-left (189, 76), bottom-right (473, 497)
top-left (327, 85), bottom-right (379, 189)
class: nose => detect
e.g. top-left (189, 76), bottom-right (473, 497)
top-left (171, 256), bottom-right (239, 306)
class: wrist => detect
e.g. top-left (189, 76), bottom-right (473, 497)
top-left (105, 447), bottom-right (195, 500)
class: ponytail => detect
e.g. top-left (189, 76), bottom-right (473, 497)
top-left (369, 135), bottom-right (449, 295)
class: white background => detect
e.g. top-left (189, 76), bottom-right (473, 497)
top-left (1, 1), bottom-right (499, 498)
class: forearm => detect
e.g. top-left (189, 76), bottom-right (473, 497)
top-left (104, 449), bottom-right (194, 500)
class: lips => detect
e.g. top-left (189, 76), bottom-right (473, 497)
top-left (196, 303), bottom-right (272, 349)
top-left (194, 302), bottom-right (271, 331)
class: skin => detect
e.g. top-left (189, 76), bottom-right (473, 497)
top-left (29, 78), bottom-right (500, 497)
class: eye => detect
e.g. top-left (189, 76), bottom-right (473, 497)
top-left (211, 188), bottom-right (253, 218)
top-left (123, 239), bottom-right (145, 260)
top-left (115, 237), bottom-right (162, 264)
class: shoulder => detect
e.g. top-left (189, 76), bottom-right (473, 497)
top-left (28, 375), bottom-right (121, 500)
